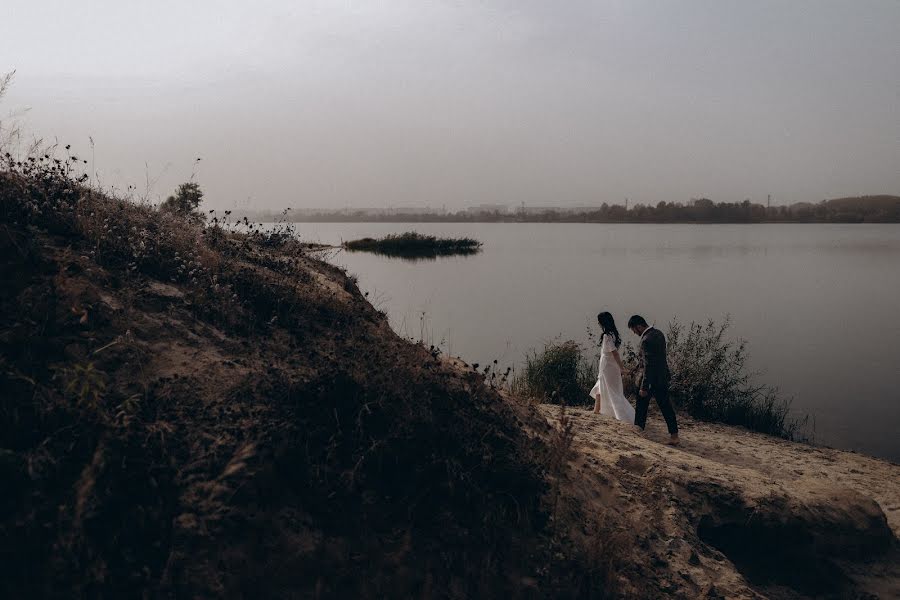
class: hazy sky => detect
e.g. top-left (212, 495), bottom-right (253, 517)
top-left (2, 1), bottom-right (899, 209)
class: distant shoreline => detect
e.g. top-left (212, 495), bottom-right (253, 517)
top-left (229, 194), bottom-right (900, 224)
top-left (253, 218), bottom-right (900, 224)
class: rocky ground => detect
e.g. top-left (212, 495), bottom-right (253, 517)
top-left (540, 405), bottom-right (900, 599)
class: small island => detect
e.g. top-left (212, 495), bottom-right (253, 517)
top-left (343, 231), bottom-right (482, 259)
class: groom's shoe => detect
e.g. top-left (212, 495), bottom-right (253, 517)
top-left (666, 435), bottom-right (680, 446)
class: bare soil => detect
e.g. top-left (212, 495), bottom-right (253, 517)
top-left (540, 405), bottom-right (900, 599)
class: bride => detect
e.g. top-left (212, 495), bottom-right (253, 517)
top-left (589, 312), bottom-right (636, 422)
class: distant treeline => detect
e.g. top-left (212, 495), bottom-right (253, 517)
top-left (237, 196), bottom-right (900, 224)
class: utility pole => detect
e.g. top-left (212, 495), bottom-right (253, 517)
top-left (767, 194), bottom-right (771, 209)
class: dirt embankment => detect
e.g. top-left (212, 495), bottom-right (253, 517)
top-left (0, 176), bottom-right (621, 599)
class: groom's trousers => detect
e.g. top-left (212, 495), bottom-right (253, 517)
top-left (635, 386), bottom-right (679, 435)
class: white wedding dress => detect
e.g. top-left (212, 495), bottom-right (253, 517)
top-left (589, 334), bottom-right (636, 422)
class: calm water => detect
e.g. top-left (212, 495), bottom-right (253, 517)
top-left (286, 223), bottom-right (900, 462)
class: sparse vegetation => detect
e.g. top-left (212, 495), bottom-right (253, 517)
top-left (344, 231), bottom-right (482, 259)
top-left (59, 361), bottom-right (108, 411)
top-left (0, 70), bottom-right (23, 153)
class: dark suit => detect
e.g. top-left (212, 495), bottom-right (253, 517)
top-left (635, 327), bottom-right (678, 435)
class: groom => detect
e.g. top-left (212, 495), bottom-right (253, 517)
top-left (627, 315), bottom-right (680, 445)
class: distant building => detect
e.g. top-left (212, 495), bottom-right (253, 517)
top-left (390, 206), bottom-right (431, 215)
top-left (520, 205), bottom-right (560, 214)
top-left (467, 204), bottom-right (509, 214)
top-left (559, 205), bottom-right (604, 213)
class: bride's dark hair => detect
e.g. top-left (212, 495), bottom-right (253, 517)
top-left (597, 312), bottom-right (621, 348)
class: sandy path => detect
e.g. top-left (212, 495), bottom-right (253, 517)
top-left (539, 405), bottom-right (900, 599)
top-left (545, 406), bottom-right (900, 535)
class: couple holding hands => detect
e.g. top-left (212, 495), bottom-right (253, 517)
top-left (589, 313), bottom-right (680, 446)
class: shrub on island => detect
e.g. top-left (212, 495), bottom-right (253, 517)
top-left (343, 232), bottom-right (482, 259)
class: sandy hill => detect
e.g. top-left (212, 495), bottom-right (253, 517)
top-left (1, 164), bottom-right (898, 598)
top-left (0, 167), bottom-right (625, 598)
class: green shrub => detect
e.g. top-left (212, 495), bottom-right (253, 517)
top-left (344, 232), bottom-right (481, 259)
top-left (160, 181), bottom-right (204, 222)
top-left (623, 318), bottom-right (808, 440)
top-left (511, 340), bottom-right (595, 406)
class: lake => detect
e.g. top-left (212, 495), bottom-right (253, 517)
top-left (284, 222), bottom-right (900, 462)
